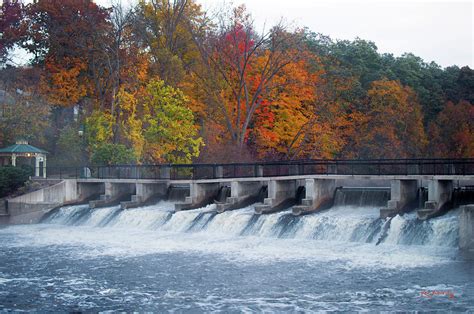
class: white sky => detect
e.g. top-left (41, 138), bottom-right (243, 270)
top-left (195, 0), bottom-right (473, 68)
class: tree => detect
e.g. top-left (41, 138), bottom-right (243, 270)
top-left (90, 143), bottom-right (136, 165)
top-left (428, 100), bottom-right (473, 158)
top-left (84, 109), bottom-right (114, 151)
top-left (0, 0), bottom-right (25, 64)
top-left (457, 66), bottom-right (474, 103)
top-left (191, 5), bottom-right (307, 152)
top-left (141, 79), bottom-right (203, 163)
top-left (0, 89), bottom-right (51, 146)
top-left (132, 0), bottom-right (203, 86)
top-left (352, 80), bottom-right (427, 158)
top-left (23, 0), bottom-right (111, 107)
top-left (51, 124), bottom-right (86, 167)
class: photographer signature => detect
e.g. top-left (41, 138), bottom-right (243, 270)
top-left (420, 290), bottom-right (455, 299)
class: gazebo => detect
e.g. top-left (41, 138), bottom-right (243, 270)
top-left (0, 140), bottom-right (48, 178)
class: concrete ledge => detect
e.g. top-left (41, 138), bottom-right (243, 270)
top-left (1, 202), bottom-right (61, 224)
top-left (2, 180), bottom-right (81, 225)
top-left (292, 179), bottom-right (335, 216)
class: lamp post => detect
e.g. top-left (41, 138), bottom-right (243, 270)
top-left (78, 124), bottom-right (88, 178)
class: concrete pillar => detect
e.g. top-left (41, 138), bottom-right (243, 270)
top-left (104, 182), bottom-right (135, 199)
top-left (304, 178), bottom-right (336, 208)
top-left (266, 180), bottom-right (297, 207)
top-left (380, 180), bottom-right (418, 218)
top-left (387, 180), bottom-right (418, 210)
top-left (135, 183), bottom-right (168, 202)
top-left (64, 179), bottom-right (78, 202)
top-left (230, 181), bottom-right (263, 202)
top-left (188, 182), bottom-right (220, 204)
top-left (425, 179), bottom-right (453, 210)
top-left (292, 179), bottom-right (336, 215)
top-left (35, 155), bottom-right (40, 177)
top-left (11, 154), bottom-right (16, 166)
top-left (460, 205), bottom-right (474, 256)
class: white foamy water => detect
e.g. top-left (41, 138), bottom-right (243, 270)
top-left (0, 201), bottom-right (460, 271)
top-left (1, 199), bottom-right (471, 312)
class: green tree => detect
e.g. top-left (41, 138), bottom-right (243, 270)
top-left (84, 110), bottom-right (114, 150)
top-left (90, 143), bottom-right (136, 165)
top-left (142, 79), bottom-right (203, 163)
top-left (51, 125), bottom-right (85, 167)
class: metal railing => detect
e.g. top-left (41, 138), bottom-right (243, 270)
top-left (40, 158), bottom-right (474, 180)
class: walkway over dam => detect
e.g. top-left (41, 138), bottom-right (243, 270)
top-left (2, 158), bottom-right (474, 254)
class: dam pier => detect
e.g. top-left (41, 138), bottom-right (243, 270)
top-left (1, 158), bottom-right (474, 252)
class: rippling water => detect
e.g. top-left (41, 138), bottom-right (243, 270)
top-left (0, 201), bottom-right (473, 311)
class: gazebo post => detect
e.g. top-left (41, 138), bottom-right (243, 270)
top-left (11, 154), bottom-right (16, 166)
top-left (35, 155), bottom-right (40, 177)
top-left (43, 155), bottom-right (47, 178)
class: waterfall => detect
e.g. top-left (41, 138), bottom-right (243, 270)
top-left (42, 186), bottom-right (460, 249)
top-left (333, 187), bottom-right (390, 207)
top-left (167, 185), bottom-right (190, 202)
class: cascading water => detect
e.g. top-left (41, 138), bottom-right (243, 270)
top-left (333, 187), bottom-right (391, 207)
top-left (167, 185), bottom-right (190, 202)
top-left (2, 187), bottom-right (471, 312)
top-left (42, 187), bottom-right (459, 248)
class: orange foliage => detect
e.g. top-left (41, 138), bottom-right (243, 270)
top-left (40, 57), bottom-right (87, 106)
top-left (352, 79), bottom-right (427, 158)
top-left (428, 100), bottom-right (474, 158)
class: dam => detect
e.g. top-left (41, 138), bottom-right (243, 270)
top-left (0, 158), bottom-right (473, 311)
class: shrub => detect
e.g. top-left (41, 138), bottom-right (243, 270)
top-left (0, 165), bottom-right (33, 197)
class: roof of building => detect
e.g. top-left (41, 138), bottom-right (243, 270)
top-left (0, 141), bottom-right (48, 154)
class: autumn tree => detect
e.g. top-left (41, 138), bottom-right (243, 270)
top-left (0, 0), bottom-right (25, 64)
top-left (0, 89), bottom-right (51, 146)
top-left (428, 100), bottom-right (474, 158)
top-left (23, 0), bottom-right (110, 107)
top-left (351, 79), bottom-right (427, 158)
top-left (85, 79), bottom-right (203, 164)
top-left (132, 0), bottom-right (203, 86)
top-left (190, 5), bottom-right (308, 156)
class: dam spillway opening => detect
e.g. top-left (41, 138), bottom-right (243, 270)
top-left (43, 186), bottom-right (459, 248)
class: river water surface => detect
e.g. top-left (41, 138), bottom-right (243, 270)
top-left (0, 200), bottom-right (473, 311)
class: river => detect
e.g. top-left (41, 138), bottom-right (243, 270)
top-left (0, 195), bottom-right (473, 311)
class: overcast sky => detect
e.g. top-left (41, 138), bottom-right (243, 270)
top-left (194, 0), bottom-right (473, 68)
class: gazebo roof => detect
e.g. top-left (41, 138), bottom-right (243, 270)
top-left (0, 141), bottom-right (48, 154)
